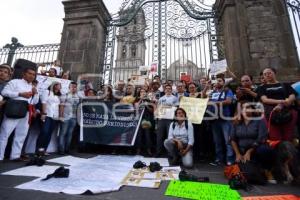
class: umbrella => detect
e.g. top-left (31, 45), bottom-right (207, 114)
top-left (292, 81), bottom-right (300, 99)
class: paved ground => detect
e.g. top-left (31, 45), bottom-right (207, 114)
top-left (0, 153), bottom-right (299, 200)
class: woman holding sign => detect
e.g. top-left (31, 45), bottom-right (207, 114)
top-left (164, 108), bottom-right (194, 168)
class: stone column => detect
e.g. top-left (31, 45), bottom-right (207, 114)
top-left (58, 0), bottom-right (111, 80)
top-left (214, 0), bottom-right (300, 82)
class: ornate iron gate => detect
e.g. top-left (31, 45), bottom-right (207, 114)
top-left (103, 0), bottom-right (221, 84)
top-left (287, 0), bottom-right (300, 61)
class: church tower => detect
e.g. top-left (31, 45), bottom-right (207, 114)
top-left (114, 10), bottom-right (146, 82)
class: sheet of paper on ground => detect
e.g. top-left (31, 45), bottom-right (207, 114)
top-left (47, 156), bottom-right (88, 166)
top-left (2, 165), bottom-right (61, 178)
top-left (4, 155), bottom-right (169, 194)
top-left (165, 180), bottom-right (241, 200)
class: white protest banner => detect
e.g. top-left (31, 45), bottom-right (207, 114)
top-left (179, 97), bottom-right (209, 124)
top-left (210, 59), bottom-right (227, 75)
top-left (36, 75), bottom-right (71, 95)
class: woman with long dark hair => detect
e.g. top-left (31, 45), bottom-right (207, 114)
top-left (164, 108), bottom-right (194, 168)
top-left (36, 82), bottom-right (63, 154)
top-left (231, 102), bottom-right (274, 169)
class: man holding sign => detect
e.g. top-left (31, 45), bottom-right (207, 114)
top-left (155, 84), bottom-right (178, 157)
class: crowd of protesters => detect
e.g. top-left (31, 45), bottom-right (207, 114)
top-left (0, 61), bottom-right (300, 185)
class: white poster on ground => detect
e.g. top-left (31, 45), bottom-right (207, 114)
top-left (13, 155), bottom-right (161, 194)
top-left (2, 165), bottom-right (60, 178)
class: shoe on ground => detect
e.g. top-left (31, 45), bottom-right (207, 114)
top-left (168, 157), bottom-right (180, 166)
top-left (149, 162), bottom-right (162, 172)
top-left (265, 170), bottom-right (277, 184)
top-left (209, 160), bottom-right (222, 166)
top-left (133, 160), bottom-right (147, 169)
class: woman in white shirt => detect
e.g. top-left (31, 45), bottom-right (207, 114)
top-left (164, 108), bottom-right (194, 168)
top-left (36, 82), bottom-right (63, 154)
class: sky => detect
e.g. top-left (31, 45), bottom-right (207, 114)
top-left (0, 0), bottom-right (123, 46)
top-left (0, 0), bottom-right (216, 46)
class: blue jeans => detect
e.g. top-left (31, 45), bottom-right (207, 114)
top-left (36, 117), bottom-right (59, 152)
top-left (211, 120), bottom-right (234, 163)
top-left (58, 118), bottom-right (77, 153)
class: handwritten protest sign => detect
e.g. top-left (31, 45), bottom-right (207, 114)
top-left (165, 180), bottom-right (241, 200)
top-left (179, 97), bottom-right (209, 124)
top-left (210, 59), bottom-right (227, 75)
top-left (243, 195), bottom-right (300, 200)
top-left (130, 75), bottom-right (147, 86)
top-left (36, 75), bottom-right (71, 95)
top-left (155, 105), bottom-right (177, 119)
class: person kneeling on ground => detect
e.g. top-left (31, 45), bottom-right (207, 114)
top-left (231, 102), bottom-right (275, 183)
top-left (164, 108), bottom-right (194, 168)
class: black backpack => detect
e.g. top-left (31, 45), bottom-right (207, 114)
top-left (172, 121), bottom-right (189, 131)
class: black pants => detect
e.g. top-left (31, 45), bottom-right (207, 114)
top-left (136, 128), bottom-right (153, 150)
top-left (193, 121), bottom-right (214, 160)
top-left (156, 119), bottom-right (172, 155)
top-left (36, 117), bottom-right (59, 152)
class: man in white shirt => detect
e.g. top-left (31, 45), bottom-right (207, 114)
top-left (155, 84), bottom-right (178, 157)
top-left (0, 68), bottom-right (39, 161)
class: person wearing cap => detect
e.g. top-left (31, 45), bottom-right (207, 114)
top-left (0, 67), bottom-right (39, 161)
top-left (148, 80), bottom-right (163, 102)
top-left (0, 64), bottom-right (12, 92)
top-left (0, 64), bottom-right (12, 123)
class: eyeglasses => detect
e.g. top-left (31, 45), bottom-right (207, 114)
top-left (241, 80), bottom-right (250, 82)
top-left (263, 72), bottom-right (272, 75)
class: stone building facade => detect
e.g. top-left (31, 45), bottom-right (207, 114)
top-left (214, 0), bottom-right (300, 81)
top-left (58, 0), bottom-right (111, 81)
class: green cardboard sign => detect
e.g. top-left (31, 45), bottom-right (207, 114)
top-left (165, 181), bottom-right (241, 200)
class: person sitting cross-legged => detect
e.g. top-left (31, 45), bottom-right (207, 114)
top-left (164, 108), bottom-right (194, 168)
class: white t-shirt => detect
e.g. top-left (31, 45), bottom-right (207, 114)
top-left (41, 90), bottom-right (61, 119)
